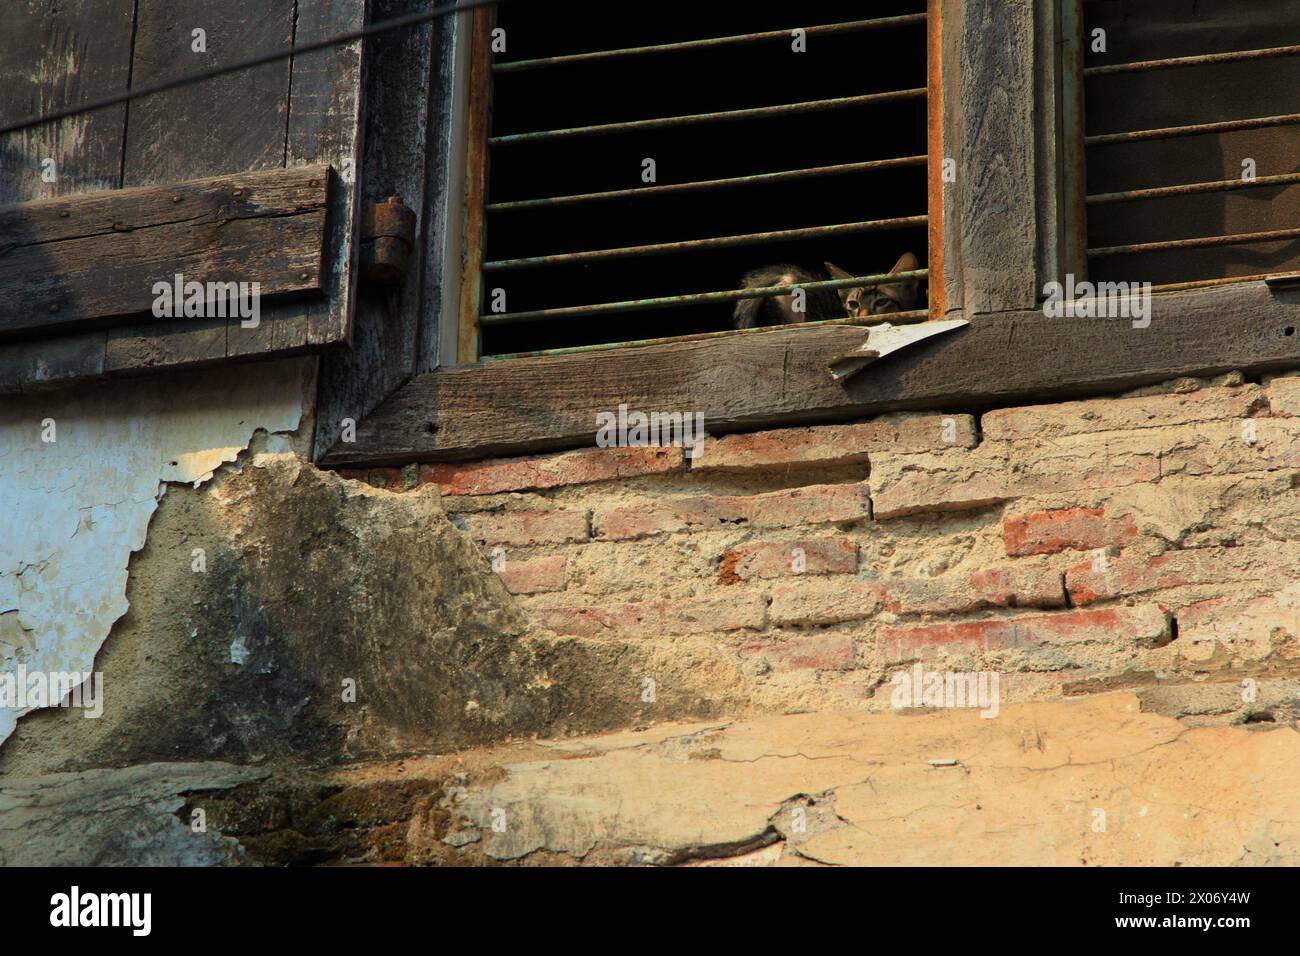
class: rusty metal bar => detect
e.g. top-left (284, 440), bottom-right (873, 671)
top-left (1087, 171), bottom-right (1300, 205)
top-left (494, 14), bottom-right (929, 73)
top-left (479, 269), bottom-right (931, 326)
top-left (1084, 44), bottom-right (1300, 77)
top-left (482, 216), bottom-right (928, 272)
top-left (489, 89), bottom-right (927, 146)
top-left (1149, 272), bottom-right (1300, 295)
top-left (486, 156), bottom-right (928, 212)
top-left (485, 310), bottom-right (932, 360)
top-left (1086, 112), bottom-right (1300, 147)
top-left (1089, 227), bottom-right (1300, 258)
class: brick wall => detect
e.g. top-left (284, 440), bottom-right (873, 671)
top-left (339, 372), bottom-right (1300, 716)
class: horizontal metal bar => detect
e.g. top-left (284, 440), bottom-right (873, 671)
top-left (482, 216), bottom-right (927, 271)
top-left (1086, 112), bottom-right (1300, 147)
top-left (1084, 44), bottom-right (1300, 77)
top-left (1149, 272), bottom-right (1300, 295)
top-left (490, 89), bottom-right (927, 146)
top-left (1087, 171), bottom-right (1300, 205)
top-left (480, 270), bottom-right (931, 326)
top-left (484, 310), bottom-right (931, 361)
top-left (1089, 226), bottom-right (1300, 258)
top-left (494, 14), bottom-right (929, 73)
top-left (486, 156), bottom-right (928, 212)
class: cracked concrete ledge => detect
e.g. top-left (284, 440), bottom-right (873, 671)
top-left (437, 692), bottom-right (1300, 866)
top-left (0, 761), bottom-right (268, 866)
top-left (4, 691), bottom-right (1296, 866)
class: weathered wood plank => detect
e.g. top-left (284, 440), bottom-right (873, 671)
top-left (284, 0), bottom-right (369, 349)
top-left (322, 283), bottom-right (1300, 465)
top-left (0, 0), bottom-right (136, 204)
top-left (954, 0), bottom-right (1040, 313)
top-left (114, 0), bottom-right (295, 366)
top-left (312, 0), bottom-right (429, 458)
top-left (123, 0), bottom-right (293, 187)
top-left (0, 166), bottom-right (331, 337)
top-left (418, 8), bottom-right (468, 373)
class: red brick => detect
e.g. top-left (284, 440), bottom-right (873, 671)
top-left (1003, 507), bottom-right (1138, 557)
top-left (719, 537), bottom-right (858, 584)
top-left (496, 555), bottom-right (567, 595)
top-left (981, 385), bottom-right (1266, 441)
top-left (884, 565), bottom-right (1065, 614)
top-left (769, 565), bottom-right (1062, 625)
top-left (534, 593), bottom-right (765, 638)
top-left (594, 483), bottom-right (870, 540)
top-left (421, 444), bottom-right (684, 496)
top-left (1065, 544), bottom-right (1293, 606)
top-left (739, 633), bottom-right (857, 672)
top-left (877, 605), bottom-right (1171, 664)
top-left (696, 416), bottom-right (977, 474)
top-left (870, 436), bottom-right (1161, 519)
top-left (770, 581), bottom-right (886, 626)
top-left (456, 510), bottom-right (589, 546)
top-left (1268, 375), bottom-right (1300, 416)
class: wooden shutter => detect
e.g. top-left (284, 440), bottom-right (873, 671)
top-left (0, 0), bottom-right (369, 391)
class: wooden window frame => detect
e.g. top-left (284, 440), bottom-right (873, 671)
top-left (320, 0), bottom-right (1300, 467)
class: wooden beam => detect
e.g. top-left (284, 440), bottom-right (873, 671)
top-left (0, 165), bottom-right (331, 337)
top-left (322, 282), bottom-right (1300, 466)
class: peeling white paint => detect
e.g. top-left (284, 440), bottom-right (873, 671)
top-left (0, 360), bottom-right (311, 745)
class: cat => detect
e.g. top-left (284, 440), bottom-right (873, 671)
top-left (731, 252), bottom-right (921, 329)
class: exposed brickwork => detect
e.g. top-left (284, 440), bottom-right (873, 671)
top-left (878, 605), bottom-right (1171, 665)
top-left (391, 376), bottom-right (1300, 710)
top-left (534, 593), bottom-right (766, 638)
top-left (694, 415), bottom-right (976, 473)
top-left (455, 510), bottom-right (590, 547)
top-left (981, 385), bottom-right (1266, 441)
top-left (1003, 507), bottom-right (1138, 556)
top-left (718, 537), bottom-right (858, 584)
top-left (770, 565), bottom-right (1063, 625)
top-left (739, 633), bottom-right (857, 672)
top-left (1065, 544), bottom-right (1297, 606)
top-left (422, 444), bottom-right (684, 496)
top-left (496, 556), bottom-right (567, 595)
top-left (594, 483), bottom-right (870, 541)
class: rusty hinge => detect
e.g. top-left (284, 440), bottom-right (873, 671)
top-left (361, 196), bottom-right (417, 284)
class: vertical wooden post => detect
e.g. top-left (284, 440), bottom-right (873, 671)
top-left (456, 5), bottom-right (496, 364)
top-left (927, 0), bottom-right (948, 317)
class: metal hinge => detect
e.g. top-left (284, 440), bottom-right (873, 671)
top-left (360, 196), bottom-right (417, 284)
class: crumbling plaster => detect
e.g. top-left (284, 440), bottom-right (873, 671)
top-left (0, 358), bottom-right (314, 746)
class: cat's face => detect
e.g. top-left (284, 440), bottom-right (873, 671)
top-left (826, 253), bottom-right (921, 318)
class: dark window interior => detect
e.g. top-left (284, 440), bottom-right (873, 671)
top-left (1084, 0), bottom-right (1300, 289)
top-left (478, 0), bottom-right (929, 358)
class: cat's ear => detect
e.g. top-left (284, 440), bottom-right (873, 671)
top-left (877, 252), bottom-right (921, 310)
top-left (889, 252), bottom-right (919, 275)
top-left (824, 261), bottom-right (853, 280)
